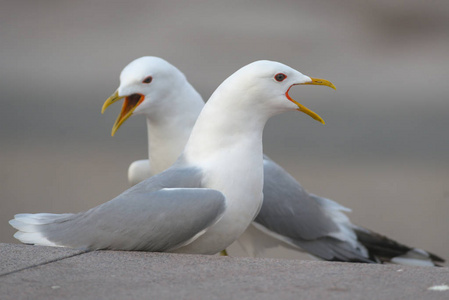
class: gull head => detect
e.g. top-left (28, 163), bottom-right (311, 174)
top-left (102, 56), bottom-right (187, 136)
top-left (213, 60), bottom-right (335, 124)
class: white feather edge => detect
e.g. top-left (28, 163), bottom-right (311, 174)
top-left (390, 248), bottom-right (435, 267)
top-left (10, 215), bottom-right (61, 247)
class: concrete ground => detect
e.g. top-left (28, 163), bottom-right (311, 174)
top-left (1, 243), bottom-right (448, 300)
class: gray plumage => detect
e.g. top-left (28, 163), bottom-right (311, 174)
top-left (254, 157), bottom-right (444, 265)
top-left (10, 167), bottom-right (226, 252)
top-left (259, 157), bottom-right (340, 240)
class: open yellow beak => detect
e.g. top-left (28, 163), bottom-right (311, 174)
top-left (101, 91), bottom-right (124, 114)
top-left (286, 77), bottom-right (336, 125)
top-left (101, 90), bottom-right (145, 136)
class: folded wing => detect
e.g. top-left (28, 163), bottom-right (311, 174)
top-left (10, 167), bottom-right (226, 252)
top-left (254, 157), bottom-right (372, 262)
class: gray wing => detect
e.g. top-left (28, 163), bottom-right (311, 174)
top-left (254, 157), bottom-right (373, 262)
top-left (11, 167), bottom-right (226, 252)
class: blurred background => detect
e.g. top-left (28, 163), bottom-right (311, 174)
top-left (1, 0), bottom-right (448, 261)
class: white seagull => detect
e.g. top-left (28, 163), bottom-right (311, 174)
top-left (101, 56), bottom-right (444, 266)
top-left (10, 60), bottom-right (333, 254)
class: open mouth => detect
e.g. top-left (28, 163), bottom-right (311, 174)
top-left (111, 93), bottom-right (145, 136)
top-left (119, 93), bottom-right (144, 119)
top-left (284, 78), bottom-right (336, 124)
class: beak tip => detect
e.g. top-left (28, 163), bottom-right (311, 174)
top-left (316, 116), bottom-right (325, 125)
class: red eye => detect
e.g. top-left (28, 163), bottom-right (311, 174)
top-left (274, 73), bottom-right (287, 82)
top-left (142, 76), bottom-right (152, 84)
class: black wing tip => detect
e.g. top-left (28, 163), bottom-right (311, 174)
top-left (354, 227), bottom-right (445, 265)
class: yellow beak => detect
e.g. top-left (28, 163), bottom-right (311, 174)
top-left (101, 90), bottom-right (144, 136)
top-left (286, 77), bottom-right (336, 125)
top-left (101, 91), bottom-right (124, 114)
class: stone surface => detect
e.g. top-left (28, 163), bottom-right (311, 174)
top-left (0, 244), bottom-right (448, 300)
top-left (0, 243), bottom-right (84, 276)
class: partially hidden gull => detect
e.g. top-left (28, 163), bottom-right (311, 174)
top-left (10, 60), bottom-right (334, 255)
top-left (101, 56), bottom-right (444, 266)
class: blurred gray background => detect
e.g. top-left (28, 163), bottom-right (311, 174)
top-left (1, 0), bottom-right (448, 261)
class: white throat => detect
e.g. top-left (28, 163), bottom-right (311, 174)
top-left (144, 81), bottom-right (204, 175)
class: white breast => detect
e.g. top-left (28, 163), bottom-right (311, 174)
top-left (172, 142), bottom-right (264, 254)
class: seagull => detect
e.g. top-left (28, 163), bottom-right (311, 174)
top-left (102, 56), bottom-right (444, 266)
top-left (10, 60), bottom-right (334, 254)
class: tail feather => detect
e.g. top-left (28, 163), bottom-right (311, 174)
top-left (14, 213), bottom-right (72, 224)
top-left (13, 231), bottom-right (61, 247)
top-left (9, 213), bottom-right (72, 247)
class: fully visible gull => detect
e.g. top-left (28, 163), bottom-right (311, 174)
top-left (102, 56), bottom-right (444, 266)
top-left (10, 60), bottom-right (333, 254)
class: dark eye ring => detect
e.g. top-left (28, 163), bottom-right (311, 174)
top-left (274, 73), bottom-right (287, 82)
top-left (142, 76), bottom-right (152, 84)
